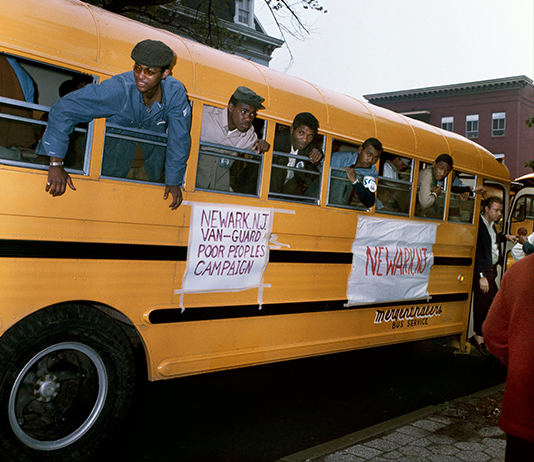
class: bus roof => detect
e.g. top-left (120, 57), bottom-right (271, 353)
top-left (1, 0), bottom-right (510, 183)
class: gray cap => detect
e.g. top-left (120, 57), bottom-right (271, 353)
top-left (232, 86), bottom-right (265, 109)
top-left (131, 39), bottom-right (174, 69)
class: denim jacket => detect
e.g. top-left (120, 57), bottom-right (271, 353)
top-left (36, 71), bottom-right (191, 186)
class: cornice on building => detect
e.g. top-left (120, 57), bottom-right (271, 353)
top-left (364, 75), bottom-right (534, 103)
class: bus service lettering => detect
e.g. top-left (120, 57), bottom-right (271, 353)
top-left (374, 304), bottom-right (442, 329)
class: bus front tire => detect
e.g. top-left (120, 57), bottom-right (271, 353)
top-left (0, 304), bottom-right (135, 462)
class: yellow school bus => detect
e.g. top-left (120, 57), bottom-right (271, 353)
top-left (0, 1), bottom-right (512, 461)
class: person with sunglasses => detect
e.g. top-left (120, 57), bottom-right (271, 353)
top-left (36, 39), bottom-right (191, 210)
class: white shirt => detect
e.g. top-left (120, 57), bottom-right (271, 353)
top-left (481, 214), bottom-right (499, 266)
top-left (285, 146), bottom-right (298, 183)
top-left (382, 160), bottom-right (399, 179)
top-left (511, 232), bottom-right (534, 261)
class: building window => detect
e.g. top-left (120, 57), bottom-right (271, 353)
top-left (235, 0), bottom-right (254, 27)
top-left (466, 114), bottom-right (479, 138)
top-left (441, 116), bottom-right (453, 132)
top-left (493, 153), bottom-right (505, 164)
top-left (492, 112), bottom-right (506, 137)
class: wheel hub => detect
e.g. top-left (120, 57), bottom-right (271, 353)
top-left (34, 374), bottom-right (61, 403)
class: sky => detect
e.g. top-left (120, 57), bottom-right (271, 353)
top-left (255, 0), bottom-right (534, 101)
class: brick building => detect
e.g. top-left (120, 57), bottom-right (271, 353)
top-left (364, 76), bottom-right (534, 180)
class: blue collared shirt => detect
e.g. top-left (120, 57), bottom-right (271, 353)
top-left (36, 71), bottom-right (191, 186)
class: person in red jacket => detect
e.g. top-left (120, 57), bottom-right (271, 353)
top-left (483, 254), bottom-right (534, 461)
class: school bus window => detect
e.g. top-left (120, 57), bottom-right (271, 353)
top-left (376, 154), bottom-right (413, 216)
top-left (508, 194), bottom-right (534, 267)
top-left (0, 53), bottom-right (92, 171)
top-left (268, 123), bottom-right (324, 203)
top-left (511, 195), bottom-right (534, 226)
top-left (448, 171), bottom-right (477, 224)
top-left (328, 138), bottom-right (375, 210)
top-left (415, 161), bottom-right (450, 220)
top-left (196, 104), bottom-right (266, 196)
top-left (102, 124), bottom-right (169, 183)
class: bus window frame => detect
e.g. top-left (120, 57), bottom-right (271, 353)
top-left (99, 122), bottom-right (170, 185)
top-left (194, 102), bottom-right (269, 197)
top-left (196, 140), bottom-right (264, 197)
top-left (447, 170), bottom-right (478, 225)
top-left (375, 155), bottom-right (414, 217)
top-left (0, 58), bottom-right (95, 175)
top-left (267, 123), bottom-right (325, 205)
top-left (414, 160), bottom-right (452, 221)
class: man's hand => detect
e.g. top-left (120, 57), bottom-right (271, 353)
top-left (46, 165), bottom-right (76, 196)
top-left (460, 191), bottom-right (470, 201)
top-left (505, 234), bottom-right (518, 244)
top-left (479, 276), bottom-right (489, 293)
top-left (309, 148), bottom-right (323, 164)
top-left (344, 166), bottom-right (357, 183)
top-left (431, 185), bottom-right (442, 196)
top-left (164, 185), bottom-right (183, 210)
top-left (473, 185), bottom-right (487, 196)
top-left (518, 235), bottom-right (528, 245)
top-left (253, 139), bottom-right (270, 154)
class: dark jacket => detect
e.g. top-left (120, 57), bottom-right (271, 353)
top-left (474, 216), bottom-right (506, 279)
top-left (270, 129), bottom-right (321, 195)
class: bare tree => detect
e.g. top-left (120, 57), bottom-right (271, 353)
top-left (84, 0), bottom-right (326, 52)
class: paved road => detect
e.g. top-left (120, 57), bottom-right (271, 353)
top-left (105, 337), bottom-right (506, 462)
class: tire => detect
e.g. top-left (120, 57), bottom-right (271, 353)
top-left (0, 304), bottom-right (135, 462)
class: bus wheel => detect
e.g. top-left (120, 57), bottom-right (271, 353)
top-left (0, 304), bottom-right (135, 462)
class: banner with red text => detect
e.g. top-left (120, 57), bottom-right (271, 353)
top-left (180, 203), bottom-right (273, 294)
top-left (347, 217), bottom-right (438, 305)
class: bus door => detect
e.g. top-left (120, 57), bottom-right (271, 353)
top-left (475, 181), bottom-right (511, 283)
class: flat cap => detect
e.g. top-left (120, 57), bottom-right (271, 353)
top-left (131, 39), bottom-right (174, 69)
top-left (399, 156), bottom-right (411, 167)
top-left (232, 86), bottom-right (265, 109)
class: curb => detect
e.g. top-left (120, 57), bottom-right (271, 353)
top-left (276, 383), bottom-right (505, 462)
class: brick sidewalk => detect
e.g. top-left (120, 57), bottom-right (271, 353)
top-left (279, 384), bottom-right (505, 462)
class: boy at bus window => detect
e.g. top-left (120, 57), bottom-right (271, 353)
top-left (37, 39), bottom-right (192, 210)
top-left (197, 86), bottom-right (270, 192)
top-left (381, 154), bottom-right (410, 180)
top-left (270, 112), bottom-right (323, 196)
top-left (376, 187), bottom-right (392, 211)
top-left (328, 138), bottom-right (382, 208)
top-left (415, 153), bottom-right (453, 218)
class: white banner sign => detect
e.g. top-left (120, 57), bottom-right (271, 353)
top-left (180, 203), bottom-right (273, 294)
top-left (347, 217), bottom-right (438, 305)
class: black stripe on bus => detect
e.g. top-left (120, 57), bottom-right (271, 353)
top-left (268, 249), bottom-right (353, 264)
top-left (0, 240), bottom-right (472, 267)
top-left (0, 239), bottom-right (188, 261)
top-left (149, 293), bottom-right (469, 324)
top-left (434, 256), bottom-right (472, 266)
